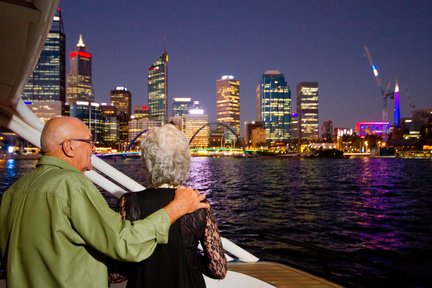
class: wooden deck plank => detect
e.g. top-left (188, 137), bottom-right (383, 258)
top-left (228, 261), bottom-right (343, 288)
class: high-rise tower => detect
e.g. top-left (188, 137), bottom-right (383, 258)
top-left (258, 71), bottom-right (291, 142)
top-left (66, 34), bottom-right (94, 104)
top-left (216, 75), bottom-right (240, 136)
top-left (393, 81), bottom-right (401, 129)
top-left (297, 82), bottom-right (319, 140)
top-left (148, 50), bottom-right (168, 124)
top-left (110, 87), bottom-right (132, 146)
top-left (22, 8), bottom-right (65, 122)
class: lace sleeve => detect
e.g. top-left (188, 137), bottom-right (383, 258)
top-left (117, 195), bottom-right (127, 220)
top-left (201, 206), bottom-right (227, 279)
top-left (108, 194), bottom-right (131, 284)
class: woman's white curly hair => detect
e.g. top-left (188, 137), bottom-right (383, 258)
top-left (141, 124), bottom-right (191, 187)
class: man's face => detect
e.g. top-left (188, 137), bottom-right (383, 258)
top-left (69, 125), bottom-right (95, 172)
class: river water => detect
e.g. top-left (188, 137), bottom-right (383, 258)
top-left (1, 157), bottom-right (431, 287)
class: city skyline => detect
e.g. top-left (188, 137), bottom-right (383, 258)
top-left (59, 0), bottom-right (432, 129)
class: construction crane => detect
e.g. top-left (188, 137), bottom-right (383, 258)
top-left (363, 46), bottom-right (394, 122)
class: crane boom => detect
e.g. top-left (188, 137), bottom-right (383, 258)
top-left (363, 46), bottom-right (391, 122)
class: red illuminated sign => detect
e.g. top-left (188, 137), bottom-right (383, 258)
top-left (70, 51), bottom-right (92, 59)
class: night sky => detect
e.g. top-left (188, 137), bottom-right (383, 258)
top-left (59, 0), bottom-right (432, 132)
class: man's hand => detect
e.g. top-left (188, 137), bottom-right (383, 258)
top-left (163, 186), bottom-right (209, 224)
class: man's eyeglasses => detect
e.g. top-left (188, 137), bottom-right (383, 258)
top-left (60, 138), bottom-right (95, 146)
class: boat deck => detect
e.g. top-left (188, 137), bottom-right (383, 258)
top-left (1, 261), bottom-right (343, 288)
top-left (227, 261), bottom-right (342, 288)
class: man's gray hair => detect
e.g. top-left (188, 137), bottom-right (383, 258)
top-left (141, 124), bottom-right (191, 187)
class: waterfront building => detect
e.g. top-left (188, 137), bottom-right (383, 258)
top-left (22, 8), bottom-right (65, 122)
top-left (208, 128), bottom-right (224, 148)
top-left (244, 121), bottom-right (266, 148)
top-left (334, 127), bottom-right (354, 150)
top-left (356, 121), bottom-right (390, 138)
top-left (258, 70), bottom-right (291, 142)
top-left (110, 87), bottom-right (131, 116)
top-left (132, 105), bottom-right (149, 120)
top-left (321, 120), bottom-right (334, 142)
top-left (411, 108), bottom-right (432, 144)
top-left (172, 97), bottom-right (193, 117)
top-left (297, 82), bottom-right (319, 141)
top-left (24, 101), bottom-right (64, 124)
top-left (128, 118), bottom-right (161, 150)
top-left (216, 75), bottom-right (240, 136)
top-left (110, 87), bottom-right (132, 147)
top-left (66, 35), bottom-right (94, 104)
top-left (69, 101), bottom-right (103, 143)
top-left (148, 50), bottom-right (168, 124)
top-left (290, 112), bottom-right (299, 140)
top-left (100, 103), bottom-right (119, 147)
top-left (184, 109), bottom-right (209, 148)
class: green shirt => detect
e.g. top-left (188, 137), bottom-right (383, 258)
top-left (0, 156), bottom-right (170, 288)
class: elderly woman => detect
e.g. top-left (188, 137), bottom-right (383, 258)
top-left (114, 124), bottom-right (227, 288)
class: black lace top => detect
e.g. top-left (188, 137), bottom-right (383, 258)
top-left (109, 188), bottom-right (227, 288)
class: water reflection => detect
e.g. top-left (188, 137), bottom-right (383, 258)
top-left (1, 157), bottom-right (431, 286)
top-left (0, 159), bottom-right (37, 194)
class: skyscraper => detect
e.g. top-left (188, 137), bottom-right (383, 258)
top-left (296, 82), bottom-right (319, 141)
top-left (22, 8), bottom-right (65, 122)
top-left (216, 75), bottom-right (240, 136)
top-left (66, 34), bottom-right (94, 104)
top-left (393, 81), bottom-right (401, 129)
top-left (110, 87), bottom-right (132, 149)
top-left (148, 50), bottom-right (168, 124)
top-left (110, 86), bottom-right (131, 115)
top-left (258, 70), bottom-right (291, 142)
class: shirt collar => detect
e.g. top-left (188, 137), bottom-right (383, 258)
top-left (36, 155), bottom-right (81, 173)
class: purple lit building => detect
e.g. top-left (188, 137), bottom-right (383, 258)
top-left (356, 121), bottom-right (390, 138)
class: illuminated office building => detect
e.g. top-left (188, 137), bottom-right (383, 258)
top-left (216, 75), bottom-right (240, 136)
top-left (128, 119), bottom-right (161, 145)
top-left (69, 101), bottom-right (103, 143)
top-left (290, 112), bottom-right (299, 140)
top-left (110, 87), bottom-right (131, 115)
top-left (172, 97), bottom-right (193, 117)
top-left (297, 82), bottom-right (319, 140)
top-left (132, 105), bottom-right (149, 120)
top-left (148, 50), bottom-right (168, 124)
top-left (110, 86), bottom-right (132, 147)
top-left (22, 8), bottom-right (65, 122)
top-left (258, 71), bottom-right (291, 142)
top-left (100, 103), bottom-right (118, 147)
top-left (66, 34), bottom-right (94, 104)
top-left (184, 109), bottom-right (209, 148)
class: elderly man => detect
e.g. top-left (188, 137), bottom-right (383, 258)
top-left (0, 116), bottom-right (208, 288)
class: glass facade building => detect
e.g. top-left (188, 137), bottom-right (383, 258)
top-left (172, 97), bottom-right (193, 117)
top-left (184, 110), bottom-right (209, 148)
top-left (258, 70), bottom-right (291, 142)
top-left (148, 50), bottom-right (168, 124)
top-left (22, 8), bottom-right (65, 122)
top-left (216, 75), bottom-right (240, 136)
top-left (110, 86), bottom-right (132, 115)
top-left (296, 82), bottom-right (319, 140)
top-left (69, 101), bottom-right (103, 143)
top-left (66, 35), bottom-right (94, 104)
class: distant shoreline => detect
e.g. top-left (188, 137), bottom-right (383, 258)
top-left (0, 154), bottom-right (41, 160)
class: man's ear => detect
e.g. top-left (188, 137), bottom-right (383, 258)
top-left (61, 139), bottom-right (74, 158)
